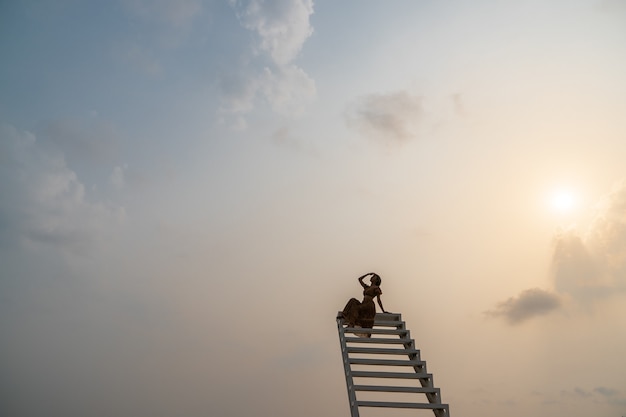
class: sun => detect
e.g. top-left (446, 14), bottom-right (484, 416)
top-left (549, 188), bottom-right (577, 213)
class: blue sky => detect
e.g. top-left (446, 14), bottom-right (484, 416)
top-left (2, 1), bottom-right (626, 416)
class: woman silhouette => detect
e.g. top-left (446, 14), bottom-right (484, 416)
top-left (340, 272), bottom-right (388, 336)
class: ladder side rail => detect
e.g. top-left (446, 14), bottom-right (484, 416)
top-left (403, 335), bottom-right (450, 417)
top-left (337, 314), bottom-right (360, 417)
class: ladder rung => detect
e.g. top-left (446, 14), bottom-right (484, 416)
top-left (339, 312), bottom-right (402, 322)
top-left (345, 337), bottom-right (411, 344)
top-left (372, 320), bottom-right (405, 328)
top-left (349, 358), bottom-right (425, 367)
top-left (344, 328), bottom-right (408, 335)
top-left (354, 385), bottom-right (439, 394)
top-left (346, 347), bottom-right (420, 355)
top-left (374, 313), bottom-right (402, 321)
top-left (357, 401), bottom-right (448, 410)
top-left (352, 371), bottom-right (432, 380)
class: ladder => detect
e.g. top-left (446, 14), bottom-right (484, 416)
top-left (337, 312), bottom-right (450, 417)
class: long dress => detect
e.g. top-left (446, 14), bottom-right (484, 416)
top-left (341, 285), bottom-right (382, 333)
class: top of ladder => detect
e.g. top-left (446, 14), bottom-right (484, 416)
top-left (338, 312), bottom-right (406, 330)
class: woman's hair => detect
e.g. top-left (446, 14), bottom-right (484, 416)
top-left (371, 274), bottom-right (382, 286)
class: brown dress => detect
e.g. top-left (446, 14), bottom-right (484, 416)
top-left (341, 285), bottom-right (382, 329)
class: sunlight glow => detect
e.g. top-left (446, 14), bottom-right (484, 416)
top-left (550, 189), bottom-right (577, 213)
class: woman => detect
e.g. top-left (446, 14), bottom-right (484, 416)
top-left (340, 272), bottom-right (388, 336)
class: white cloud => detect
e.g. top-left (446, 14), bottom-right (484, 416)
top-left (221, 0), bottom-right (316, 122)
top-left (0, 124), bottom-right (125, 253)
top-left (110, 165), bottom-right (127, 190)
top-left (231, 0), bottom-right (314, 66)
top-left (259, 65), bottom-right (315, 114)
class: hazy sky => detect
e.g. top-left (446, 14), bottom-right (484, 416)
top-left (1, 1), bottom-right (626, 416)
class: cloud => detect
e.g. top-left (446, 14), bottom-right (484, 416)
top-left (553, 180), bottom-right (626, 301)
top-left (218, 68), bottom-right (260, 115)
top-left (489, 180), bottom-right (626, 324)
top-left (345, 91), bottom-right (423, 144)
top-left (40, 118), bottom-right (120, 164)
top-left (269, 126), bottom-right (318, 156)
top-left (230, 0), bottom-right (313, 66)
top-left (594, 386), bottom-right (619, 397)
top-left (220, 0), bottom-right (316, 122)
top-left (0, 124), bottom-right (125, 253)
top-left (119, 0), bottom-right (318, 122)
top-left (110, 165), bottom-right (127, 190)
top-left (259, 65), bottom-right (316, 114)
top-left (561, 387), bottom-right (593, 398)
top-left (485, 288), bottom-right (561, 324)
top-left (560, 386), bottom-right (626, 407)
top-left (551, 228), bottom-right (604, 299)
top-left (219, 64), bottom-right (315, 120)
top-left (591, 388), bottom-right (626, 411)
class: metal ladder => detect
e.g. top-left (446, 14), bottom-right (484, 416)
top-left (337, 312), bottom-right (450, 417)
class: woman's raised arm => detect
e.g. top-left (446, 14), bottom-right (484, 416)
top-left (357, 272), bottom-right (371, 288)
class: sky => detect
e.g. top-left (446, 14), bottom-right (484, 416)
top-left (1, 1), bottom-right (626, 416)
